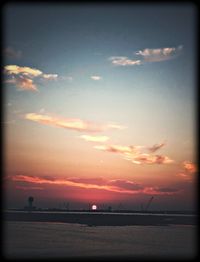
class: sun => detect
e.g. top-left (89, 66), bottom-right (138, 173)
top-left (91, 204), bottom-right (97, 210)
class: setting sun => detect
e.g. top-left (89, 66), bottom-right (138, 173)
top-left (92, 205), bottom-right (97, 210)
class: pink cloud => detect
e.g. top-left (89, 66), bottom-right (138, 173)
top-left (11, 175), bottom-right (179, 196)
top-left (94, 143), bottom-right (173, 165)
top-left (132, 154), bottom-right (174, 165)
top-left (177, 173), bottom-right (192, 182)
top-left (94, 144), bottom-right (134, 154)
top-left (80, 135), bottom-right (110, 143)
top-left (11, 175), bottom-right (139, 194)
top-left (107, 179), bottom-right (144, 191)
top-left (5, 76), bottom-right (38, 92)
top-left (143, 186), bottom-right (181, 195)
top-left (176, 161), bottom-right (197, 182)
top-left (25, 113), bottom-right (125, 133)
top-left (183, 161), bottom-right (197, 173)
top-left (4, 64), bottom-right (59, 91)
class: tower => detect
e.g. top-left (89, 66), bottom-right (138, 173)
top-left (28, 196), bottom-right (34, 209)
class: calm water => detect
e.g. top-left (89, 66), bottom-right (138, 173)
top-left (3, 221), bottom-right (197, 259)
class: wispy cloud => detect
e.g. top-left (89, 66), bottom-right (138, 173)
top-left (60, 76), bottom-right (73, 82)
top-left (42, 74), bottom-right (58, 80)
top-left (11, 175), bottom-right (139, 194)
top-left (90, 75), bottom-right (102, 80)
top-left (25, 113), bottom-right (125, 133)
top-left (80, 135), bottom-right (110, 143)
top-left (11, 174), bottom-right (179, 195)
top-left (177, 172), bottom-right (192, 182)
top-left (131, 154), bottom-right (174, 165)
top-left (135, 45), bottom-right (183, 63)
top-left (94, 144), bottom-right (134, 154)
top-left (4, 64), bottom-right (58, 91)
top-left (109, 56), bottom-right (141, 66)
top-left (107, 124), bottom-right (127, 130)
top-left (148, 143), bottom-right (166, 153)
top-left (94, 143), bottom-right (173, 165)
top-left (109, 45), bottom-right (183, 66)
top-left (107, 179), bottom-right (144, 191)
top-left (143, 186), bottom-right (181, 195)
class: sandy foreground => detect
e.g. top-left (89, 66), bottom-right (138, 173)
top-left (3, 221), bottom-right (197, 259)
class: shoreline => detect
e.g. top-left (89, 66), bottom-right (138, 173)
top-left (4, 211), bottom-right (196, 226)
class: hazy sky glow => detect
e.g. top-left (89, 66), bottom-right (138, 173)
top-left (3, 3), bottom-right (197, 210)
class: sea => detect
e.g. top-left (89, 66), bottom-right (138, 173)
top-left (3, 212), bottom-right (197, 260)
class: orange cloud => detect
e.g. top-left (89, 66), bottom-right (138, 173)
top-left (131, 154), bottom-right (174, 165)
top-left (4, 65), bottom-right (42, 77)
top-left (12, 175), bottom-right (139, 194)
top-left (25, 113), bottom-right (125, 133)
top-left (80, 135), bottom-right (109, 143)
top-left (176, 161), bottom-right (196, 182)
top-left (4, 64), bottom-right (59, 91)
top-left (94, 143), bottom-right (173, 165)
top-left (11, 175), bottom-right (179, 196)
top-left (183, 161), bottom-right (197, 173)
top-left (5, 76), bottom-right (38, 92)
top-left (94, 144), bottom-right (134, 154)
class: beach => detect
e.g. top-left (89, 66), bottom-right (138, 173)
top-left (3, 211), bottom-right (197, 259)
top-left (3, 221), bottom-right (197, 259)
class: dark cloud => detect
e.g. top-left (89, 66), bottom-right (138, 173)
top-left (4, 47), bottom-right (22, 59)
top-left (107, 179), bottom-right (144, 191)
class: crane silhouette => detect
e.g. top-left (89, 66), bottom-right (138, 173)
top-left (144, 196), bottom-right (154, 212)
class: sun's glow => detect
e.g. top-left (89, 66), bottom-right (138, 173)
top-left (91, 204), bottom-right (97, 210)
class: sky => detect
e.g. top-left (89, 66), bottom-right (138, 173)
top-left (3, 3), bottom-right (197, 211)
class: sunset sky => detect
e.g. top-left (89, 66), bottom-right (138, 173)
top-left (3, 3), bottom-right (197, 210)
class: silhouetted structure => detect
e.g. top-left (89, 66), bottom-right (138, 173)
top-left (24, 196), bottom-right (36, 211)
top-left (145, 196), bottom-right (154, 212)
top-left (107, 206), bottom-right (112, 212)
top-left (28, 196), bottom-right (34, 208)
top-left (140, 196), bottom-right (154, 212)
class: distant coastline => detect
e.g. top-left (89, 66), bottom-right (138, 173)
top-left (4, 210), bottom-right (196, 226)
